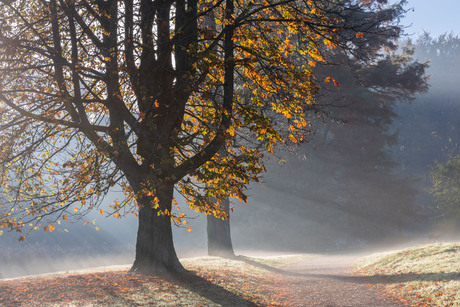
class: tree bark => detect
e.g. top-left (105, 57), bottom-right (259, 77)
top-left (129, 182), bottom-right (185, 274)
top-left (207, 197), bottom-right (235, 257)
top-left (207, 0), bottom-right (235, 258)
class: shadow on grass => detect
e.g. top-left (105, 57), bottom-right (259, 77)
top-left (233, 255), bottom-right (304, 276)
top-left (233, 255), bottom-right (460, 285)
top-left (162, 271), bottom-right (257, 307)
top-left (338, 272), bottom-right (460, 284)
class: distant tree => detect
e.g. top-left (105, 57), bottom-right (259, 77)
top-left (0, 0), bottom-right (391, 274)
top-left (306, 43), bottom-right (428, 237)
top-left (207, 196), bottom-right (234, 257)
top-left (206, 0), bottom-right (427, 251)
top-left (429, 155), bottom-right (460, 217)
top-left (257, 30), bottom-right (428, 244)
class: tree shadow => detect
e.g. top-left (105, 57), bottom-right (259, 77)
top-left (337, 272), bottom-right (460, 284)
top-left (233, 255), bottom-right (460, 285)
top-left (160, 270), bottom-right (257, 307)
top-left (232, 255), bottom-right (305, 277)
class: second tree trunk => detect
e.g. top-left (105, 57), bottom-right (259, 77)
top-left (207, 197), bottom-right (234, 257)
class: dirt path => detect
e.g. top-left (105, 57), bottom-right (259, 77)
top-left (275, 253), bottom-right (405, 307)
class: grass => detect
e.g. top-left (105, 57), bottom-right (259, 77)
top-left (0, 254), bottom-right (313, 306)
top-left (354, 242), bottom-right (460, 306)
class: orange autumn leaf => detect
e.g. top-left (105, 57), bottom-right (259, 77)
top-left (43, 224), bottom-right (55, 232)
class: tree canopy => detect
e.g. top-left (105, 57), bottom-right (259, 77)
top-left (0, 0), bottom-right (407, 273)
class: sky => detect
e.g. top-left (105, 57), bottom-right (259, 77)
top-left (403, 0), bottom-right (460, 37)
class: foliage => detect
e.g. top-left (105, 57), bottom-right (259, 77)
top-left (429, 155), bottom-right (460, 217)
top-left (0, 0), bottom-right (414, 273)
top-left (0, 1), bottom-right (400, 236)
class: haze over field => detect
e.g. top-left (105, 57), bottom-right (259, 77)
top-left (1, 0), bottom-right (459, 280)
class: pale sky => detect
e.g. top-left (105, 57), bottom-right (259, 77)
top-left (402, 0), bottom-right (459, 37)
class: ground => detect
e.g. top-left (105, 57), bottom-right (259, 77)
top-left (1, 244), bottom-right (457, 306)
top-left (279, 253), bottom-right (403, 306)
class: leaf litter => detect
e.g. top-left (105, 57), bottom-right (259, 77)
top-left (0, 254), bottom-right (313, 306)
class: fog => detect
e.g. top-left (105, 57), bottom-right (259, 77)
top-left (2, 33), bottom-right (460, 280)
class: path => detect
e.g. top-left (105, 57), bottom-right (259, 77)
top-left (275, 253), bottom-right (405, 307)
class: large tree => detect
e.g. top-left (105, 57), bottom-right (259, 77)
top-left (0, 0), bottom-right (401, 273)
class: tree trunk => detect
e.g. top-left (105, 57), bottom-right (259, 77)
top-left (207, 197), bottom-right (235, 257)
top-left (130, 182), bottom-right (185, 274)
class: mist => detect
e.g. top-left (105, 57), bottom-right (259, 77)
top-left (1, 32), bottom-right (460, 280)
top-left (225, 33), bottom-right (460, 253)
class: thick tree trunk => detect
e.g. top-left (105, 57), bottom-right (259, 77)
top-left (207, 197), bottom-right (235, 257)
top-left (129, 182), bottom-right (185, 274)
